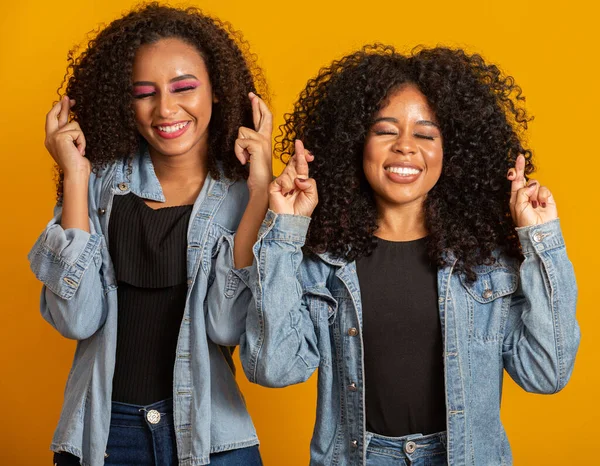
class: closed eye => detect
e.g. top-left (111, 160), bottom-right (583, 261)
top-left (133, 92), bottom-right (156, 99)
top-left (173, 86), bottom-right (197, 93)
top-left (373, 130), bottom-right (398, 136)
top-left (415, 133), bottom-right (436, 140)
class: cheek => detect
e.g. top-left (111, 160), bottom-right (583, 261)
top-left (425, 148), bottom-right (444, 184)
top-left (362, 150), bottom-right (378, 181)
top-left (189, 91), bottom-right (214, 115)
top-left (132, 101), bottom-right (151, 125)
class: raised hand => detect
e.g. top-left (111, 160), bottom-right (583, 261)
top-left (44, 96), bottom-right (90, 177)
top-left (269, 140), bottom-right (318, 217)
top-left (234, 92), bottom-right (273, 194)
top-left (508, 154), bottom-right (558, 227)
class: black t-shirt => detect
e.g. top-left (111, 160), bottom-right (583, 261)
top-left (356, 236), bottom-right (446, 437)
top-left (109, 193), bottom-right (193, 405)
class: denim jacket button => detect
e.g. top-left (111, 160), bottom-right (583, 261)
top-left (98, 208), bottom-right (106, 216)
top-left (404, 440), bottom-right (417, 454)
top-left (347, 327), bottom-right (358, 336)
top-left (351, 440), bottom-right (358, 448)
top-left (533, 231), bottom-right (544, 242)
top-left (118, 182), bottom-right (128, 191)
top-left (348, 382), bottom-right (357, 392)
top-left (482, 289), bottom-right (493, 299)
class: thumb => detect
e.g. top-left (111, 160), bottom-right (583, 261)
top-left (514, 181), bottom-right (537, 211)
top-left (295, 177), bottom-right (317, 197)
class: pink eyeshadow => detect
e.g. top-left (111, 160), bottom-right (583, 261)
top-left (170, 80), bottom-right (199, 91)
top-left (133, 85), bottom-right (155, 96)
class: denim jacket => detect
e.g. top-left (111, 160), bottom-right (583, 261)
top-left (28, 150), bottom-right (257, 466)
top-left (238, 211), bottom-right (580, 465)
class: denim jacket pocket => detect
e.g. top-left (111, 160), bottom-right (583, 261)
top-left (203, 223), bottom-right (236, 286)
top-left (305, 287), bottom-right (338, 326)
top-left (305, 287), bottom-right (338, 367)
top-left (460, 267), bottom-right (518, 341)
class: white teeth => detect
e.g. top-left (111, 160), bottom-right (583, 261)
top-left (157, 122), bottom-right (189, 133)
top-left (386, 166), bottom-right (421, 175)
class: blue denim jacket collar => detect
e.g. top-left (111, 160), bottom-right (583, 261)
top-left (111, 146), bottom-right (234, 204)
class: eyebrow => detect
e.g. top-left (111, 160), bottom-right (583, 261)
top-left (133, 74), bottom-right (199, 86)
top-left (373, 117), bottom-right (440, 128)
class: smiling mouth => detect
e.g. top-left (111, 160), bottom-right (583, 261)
top-left (156, 121), bottom-right (190, 133)
top-left (153, 121), bottom-right (191, 139)
top-left (385, 166), bottom-right (422, 176)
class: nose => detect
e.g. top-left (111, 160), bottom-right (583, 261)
top-left (156, 91), bottom-right (178, 118)
top-left (392, 133), bottom-right (417, 155)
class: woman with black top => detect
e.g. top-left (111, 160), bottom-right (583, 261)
top-left (238, 45), bottom-right (580, 465)
top-left (28, 4), bottom-right (270, 465)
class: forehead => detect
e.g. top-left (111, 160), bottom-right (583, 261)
top-left (132, 37), bottom-right (207, 79)
top-left (378, 85), bottom-right (434, 117)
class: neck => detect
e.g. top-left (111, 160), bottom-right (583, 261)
top-left (148, 144), bottom-right (208, 186)
top-left (374, 198), bottom-right (427, 241)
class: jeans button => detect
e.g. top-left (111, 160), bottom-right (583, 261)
top-left (348, 382), bottom-right (357, 392)
top-left (146, 409), bottom-right (161, 424)
top-left (118, 182), bottom-right (128, 191)
top-left (351, 439), bottom-right (358, 448)
top-left (482, 289), bottom-right (493, 299)
top-left (347, 327), bottom-right (358, 336)
top-left (404, 440), bottom-right (417, 454)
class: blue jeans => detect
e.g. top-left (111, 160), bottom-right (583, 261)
top-left (54, 399), bottom-right (262, 465)
top-left (365, 431), bottom-right (447, 466)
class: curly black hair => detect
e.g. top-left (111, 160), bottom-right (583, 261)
top-left (277, 44), bottom-right (534, 280)
top-left (56, 2), bottom-right (266, 200)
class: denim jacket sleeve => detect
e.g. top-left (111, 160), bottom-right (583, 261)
top-left (502, 218), bottom-right (580, 394)
top-left (28, 205), bottom-right (106, 340)
top-left (205, 233), bottom-right (253, 347)
top-left (239, 210), bottom-right (320, 388)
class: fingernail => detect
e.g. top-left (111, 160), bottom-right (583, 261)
top-left (296, 177), bottom-right (308, 182)
top-left (532, 200), bottom-right (538, 208)
top-left (541, 202), bottom-right (547, 208)
top-left (528, 181), bottom-right (537, 189)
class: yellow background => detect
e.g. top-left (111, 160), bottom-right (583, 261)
top-left (1, 0), bottom-right (598, 464)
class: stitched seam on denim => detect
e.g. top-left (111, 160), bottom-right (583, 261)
top-left (366, 446), bottom-right (404, 458)
top-left (331, 313), bottom-right (345, 465)
top-left (208, 437), bottom-right (259, 453)
top-left (539, 248), bottom-right (563, 392)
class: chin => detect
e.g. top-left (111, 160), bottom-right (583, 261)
top-left (150, 139), bottom-right (195, 156)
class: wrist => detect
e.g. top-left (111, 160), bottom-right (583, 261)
top-left (248, 189), bottom-right (269, 203)
top-left (63, 169), bottom-right (90, 184)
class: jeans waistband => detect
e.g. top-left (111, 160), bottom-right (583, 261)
top-left (110, 398), bottom-right (174, 430)
top-left (366, 431), bottom-right (447, 461)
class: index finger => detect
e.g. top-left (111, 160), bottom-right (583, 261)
top-left (294, 139), bottom-right (309, 178)
top-left (509, 154), bottom-right (526, 205)
top-left (249, 92), bottom-right (273, 137)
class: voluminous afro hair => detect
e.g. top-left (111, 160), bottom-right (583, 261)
top-left (277, 44), bottom-right (534, 280)
top-left (57, 2), bottom-right (266, 199)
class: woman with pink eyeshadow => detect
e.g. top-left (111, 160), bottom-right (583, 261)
top-left (29, 3), bottom-right (269, 465)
